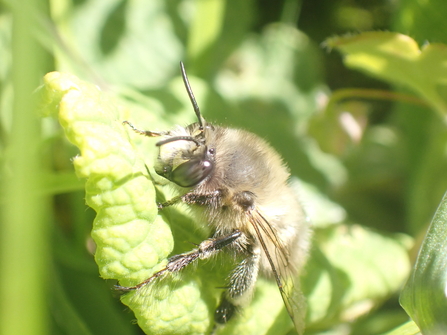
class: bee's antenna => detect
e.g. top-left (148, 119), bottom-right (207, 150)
top-left (180, 62), bottom-right (204, 130)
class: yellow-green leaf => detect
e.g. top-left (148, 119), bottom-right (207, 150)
top-left (326, 32), bottom-right (447, 117)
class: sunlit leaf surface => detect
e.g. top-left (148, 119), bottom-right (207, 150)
top-left (326, 32), bottom-right (447, 117)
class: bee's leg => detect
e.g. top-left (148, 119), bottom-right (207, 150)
top-left (122, 120), bottom-right (165, 137)
top-left (115, 230), bottom-right (242, 291)
top-left (158, 190), bottom-right (223, 210)
top-left (214, 248), bottom-right (261, 324)
top-left (157, 196), bottom-right (183, 209)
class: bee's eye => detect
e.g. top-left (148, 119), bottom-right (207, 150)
top-left (170, 159), bottom-right (214, 187)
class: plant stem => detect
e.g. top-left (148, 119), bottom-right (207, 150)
top-left (0, 1), bottom-right (51, 335)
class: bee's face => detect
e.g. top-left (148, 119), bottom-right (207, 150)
top-left (154, 122), bottom-right (216, 188)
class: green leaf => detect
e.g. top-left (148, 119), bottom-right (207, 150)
top-left (394, 0), bottom-right (447, 45)
top-left (379, 321), bottom-right (421, 335)
top-left (42, 72), bottom-right (193, 334)
top-left (212, 23), bottom-right (336, 188)
top-left (43, 71), bottom-right (166, 282)
top-left (326, 32), bottom-right (447, 117)
top-left (187, 0), bottom-right (226, 60)
top-left (400, 192), bottom-right (447, 334)
top-left (57, 0), bottom-right (182, 90)
top-left (304, 224), bottom-right (412, 331)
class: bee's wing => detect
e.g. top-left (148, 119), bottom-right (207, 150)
top-left (248, 210), bottom-right (306, 335)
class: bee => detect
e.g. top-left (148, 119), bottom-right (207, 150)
top-left (117, 62), bottom-right (312, 334)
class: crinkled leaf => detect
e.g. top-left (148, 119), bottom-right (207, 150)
top-left (41, 72), bottom-right (214, 335)
top-left (326, 32), bottom-right (447, 117)
top-left (400, 192), bottom-right (447, 334)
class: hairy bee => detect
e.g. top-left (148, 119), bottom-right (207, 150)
top-left (118, 62), bottom-right (312, 334)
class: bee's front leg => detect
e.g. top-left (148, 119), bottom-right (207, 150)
top-left (157, 190), bottom-right (223, 210)
top-left (123, 120), bottom-right (165, 137)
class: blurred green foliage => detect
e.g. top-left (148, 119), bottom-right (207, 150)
top-left (2, 0), bottom-right (447, 334)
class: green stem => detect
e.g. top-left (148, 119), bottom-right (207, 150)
top-left (0, 1), bottom-right (51, 334)
top-left (326, 88), bottom-right (429, 115)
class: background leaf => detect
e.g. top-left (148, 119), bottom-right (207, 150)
top-left (325, 32), bottom-right (447, 117)
top-left (400, 192), bottom-right (447, 334)
top-left (379, 321), bottom-right (421, 335)
top-left (304, 225), bottom-right (411, 331)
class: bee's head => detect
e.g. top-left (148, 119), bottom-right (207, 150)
top-left (154, 122), bottom-right (215, 188)
top-left (154, 62), bottom-right (215, 188)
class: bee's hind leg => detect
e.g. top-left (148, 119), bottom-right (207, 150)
top-left (214, 248), bottom-right (261, 324)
